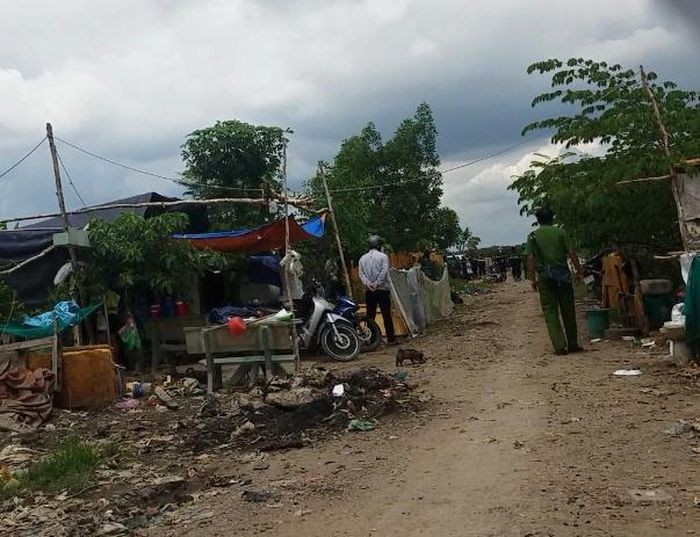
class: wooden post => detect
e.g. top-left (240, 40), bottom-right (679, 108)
top-left (639, 66), bottom-right (688, 250)
top-left (281, 142), bottom-right (301, 373)
top-left (51, 314), bottom-right (62, 393)
top-left (318, 161), bottom-right (354, 299)
top-left (46, 122), bottom-right (82, 345)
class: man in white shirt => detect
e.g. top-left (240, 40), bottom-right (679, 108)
top-left (358, 235), bottom-right (396, 345)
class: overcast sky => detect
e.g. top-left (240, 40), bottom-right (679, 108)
top-left (0, 0), bottom-right (698, 245)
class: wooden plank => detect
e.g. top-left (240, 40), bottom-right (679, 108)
top-left (51, 319), bottom-right (60, 393)
top-left (159, 344), bottom-right (187, 352)
top-left (198, 354), bottom-right (296, 365)
top-left (202, 331), bottom-right (214, 394)
top-left (261, 326), bottom-right (272, 381)
top-left (0, 337), bottom-right (55, 353)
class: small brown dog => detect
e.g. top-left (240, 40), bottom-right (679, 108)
top-left (395, 348), bottom-right (426, 367)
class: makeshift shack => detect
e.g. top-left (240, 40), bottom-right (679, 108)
top-left (0, 192), bottom-right (209, 307)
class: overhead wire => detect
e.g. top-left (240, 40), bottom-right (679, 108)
top-left (0, 137), bottom-right (47, 181)
top-left (56, 150), bottom-right (88, 207)
top-left (53, 75), bottom-right (637, 200)
top-left (54, 136), bottom-right (266, 193)
top-left (327, 136), bottom-right (539, 194)
top-left (325, 76), bottom-right (639, 195)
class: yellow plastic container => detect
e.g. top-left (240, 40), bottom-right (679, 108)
top-left (56, 345), bottom-right (117, 409)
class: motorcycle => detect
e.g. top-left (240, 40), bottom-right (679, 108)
top-left (295, 284), bottom-right (361, 361)
top-left (483, 267), bottom-right (507, 284)
top-left (330, 293), bottom-right (383, 352)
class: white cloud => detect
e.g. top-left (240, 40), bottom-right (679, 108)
top-left (0, 0), bottom-right (696, 242)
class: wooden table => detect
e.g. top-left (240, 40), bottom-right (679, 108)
top-left (144, 315), bottom-right (207, 373)
top-left (185, 321), bottom-right (295, 393)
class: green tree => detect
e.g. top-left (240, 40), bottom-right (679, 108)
top-left (457, 227), bottom-right (481, 252)
top-left (307, 103), bottom-right (453, 258)
top-left (510, 58), bottom-right (700, 251)
top-left (181, 120), bottom-right (287, 229)
top-left (430, 207), bottom-right (462, 250)
top-left (80, 212), bottom-right (222, 302)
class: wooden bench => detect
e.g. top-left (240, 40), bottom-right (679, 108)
top-left (185, 321), bottom-right (295, 393)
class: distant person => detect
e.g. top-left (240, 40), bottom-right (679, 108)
top-left (358, 235), bottom-right (396, 346)
top-left (509, 247), bottom-right (523, 281)
top-left (525, 207), bottom-right (583, 355)
top-left (470, 257), bottom-right (479, 280)
top-left (420, 250), bottom-right (438, 280)
top-left (497, 256), bottom-right (508, 278)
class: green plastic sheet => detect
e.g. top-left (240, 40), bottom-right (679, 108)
top-left (1, 303), bottom-right (102, 339)
top-left (685, 256), bottom-right (700, 350)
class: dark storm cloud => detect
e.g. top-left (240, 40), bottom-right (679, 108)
top-left (0, 0), bottom-right (697, 244)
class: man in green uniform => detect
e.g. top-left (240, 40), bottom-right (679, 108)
top-left (525, 207), bottom-right (583, 355)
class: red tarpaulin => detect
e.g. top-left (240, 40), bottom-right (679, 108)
top-left (171, 216), bottom-right (324, 253)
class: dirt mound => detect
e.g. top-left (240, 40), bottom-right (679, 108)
top-left (181, 367), bottom-right (417, 453)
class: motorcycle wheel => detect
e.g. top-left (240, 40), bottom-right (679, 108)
top-left (320, 323), bottom-right (361, 362)
top-left (356, 315), bottom-right (382, 352)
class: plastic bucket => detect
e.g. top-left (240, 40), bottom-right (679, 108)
top-left (584, 309), bottom-right (610, 339)
top-left (643, 294), bottom-right (671, 330)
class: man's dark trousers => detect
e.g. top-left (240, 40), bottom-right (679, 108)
top-left (366, 289), bottom-right (396, 343)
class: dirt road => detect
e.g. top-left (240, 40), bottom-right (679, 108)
top-left (147, 281), bottom-right (700, 537)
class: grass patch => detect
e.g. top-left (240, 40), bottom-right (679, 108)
top-left (451, 277), bottom-right (494, 295)
top-left (3, 437), bottom-right (108, 497)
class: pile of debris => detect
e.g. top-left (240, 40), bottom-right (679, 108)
top-left (0, 366), bottom-right (421, 535)
top-left (181, 366), bottom-right (419, 453)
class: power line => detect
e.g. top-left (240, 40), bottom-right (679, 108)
top-left (0, 137), bottom-right (47, 181)
top-left (441, 137), bottom-right (536, 174)
top-left (327, 137), bottom-right (538, 194)
top-left (56, 150), bottom-right (88, 207)
top-left (54, 136), bottom-right (266, 193)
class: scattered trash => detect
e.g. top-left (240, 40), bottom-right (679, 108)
top-left (332, 384), bottom-right (345, 397)
top-left (690, 446), bottom-right (700, 454)
top-left (154, 386), bottom-right (179, 410)
top-left (232, 420), bottom-right (256, 437)
top-left (672, 302), bottom-right (686, 324)
top-left (613, 369), bottom-right (642, 377)
top-left (394, 370), bottom-right (409, 383)
top-left (197, 394), bottom-right (222, 418)
top-left (664, 420), bottom-right (696, 436)
top-left (622, 336), bottom-right (636, 342)
top-left (347, 419), bottom-right (376, 432)
top-left (626, 489), bottom-right (673, 503)
top-left (590, 338), bottom-right (602, 343)
top-left (640, 338), bottom-right (656, 349)
top-left (126, 381), bottom-right (152, 398)
top-left (2, 477), bottom-right (21, 493)
top-left (97, 522), bottom-right (129, 536)
top-left (0, 445), bottom-right (40, 471)
top-left (241, 490), bottom-right (280, 503)
top-left (182, 377), bottom-right (205, 396)
top-left (265, 387), bottom-right (318, 409)
top-left (294, 508), bottom-right (313, 517)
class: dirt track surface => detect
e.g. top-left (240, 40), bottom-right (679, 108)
top-left (141, 281), bottom-right (700, 537)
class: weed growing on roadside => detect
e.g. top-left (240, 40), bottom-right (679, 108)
top-left (2, 437), bottom-right (107, 497)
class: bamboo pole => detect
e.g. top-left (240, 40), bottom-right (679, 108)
top-left (47, 122), bottom-right (82, 345)
top-left (281, 142), bottom-right (301, 373)
top-left (318, 162), bottom-right (354, 299)
top-left (639, 65), bottom-right (688, 250)
top-left (616, 174), bottom-right (671, 186)
top-left (0, 245), bottom-right (56, 275)
top-left (0, 196), bottom-right (314, 226)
